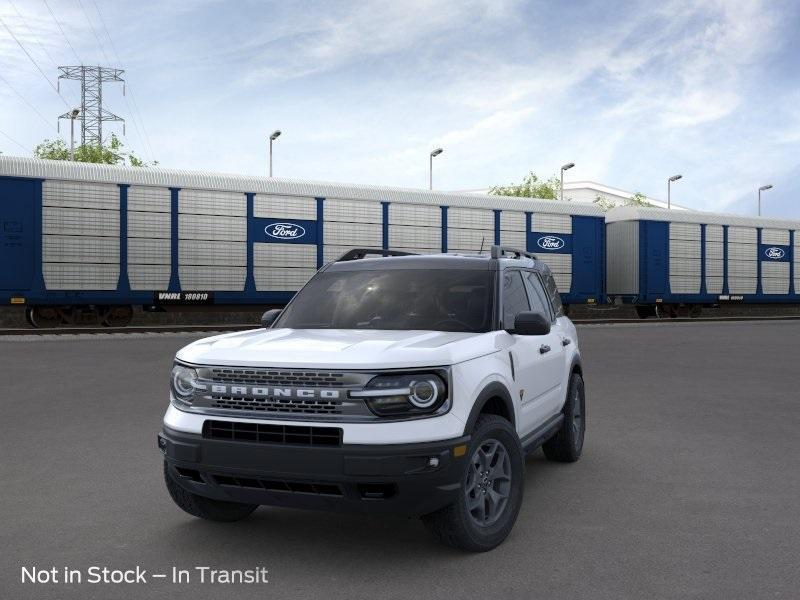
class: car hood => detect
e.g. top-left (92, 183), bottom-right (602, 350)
top-left (176, 328), bottom-right (501, 369)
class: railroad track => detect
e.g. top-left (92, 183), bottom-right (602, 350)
top-left (2, 314), bottom-right (800, 335)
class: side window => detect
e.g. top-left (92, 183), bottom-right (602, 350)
top-left (502, 271), bottom-right (530, 328)
top-left (522, 271), bottom-right (553, 321)
top-left (541, 269), bottom-right (564, 318)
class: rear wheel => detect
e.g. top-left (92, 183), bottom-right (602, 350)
top-left (655, 304), bottom-right (675, 319)
top-left (101, 305), bottom-right (133, 327)
top-left (422, 415), bottom-right (524, 552)
top-left (542, 372), bottom-right (585, 463)
top-left (635, 305), bottom-right (655, 319)
top-left (163, 462), bottom-right (258, 522)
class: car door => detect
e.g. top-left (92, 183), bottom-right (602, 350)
top-left (520, 270), bottom-right (567, 425)
top-left (500, 270), bottom-right (563, 437)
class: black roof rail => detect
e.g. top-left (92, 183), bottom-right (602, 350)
top-left (336, 248), bottom-right (417, 262)
top-left (490, 245), bottom-right (537, 260)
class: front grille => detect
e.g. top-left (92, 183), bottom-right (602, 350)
top-left (203, 420), bottom-right (342, 447)
top-left (209, 368), bottom-right (348, 387)
top-left (210, 395), bottom-right (343, 415)
top-left (212, 474), bottom-right (343, 497)
top-left (188, 366), bottom-right (375, 421)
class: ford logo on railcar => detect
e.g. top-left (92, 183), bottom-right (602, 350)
top-left (537, 235), bottom-right (565, 250)
top-left (765, 247), bottom-right (785, 260)
top-left (265, 222), bottom-right (305, 239)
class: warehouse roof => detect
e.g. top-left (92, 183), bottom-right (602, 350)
top-left (0, 156), bottom-right (605, 217)
top-left (605, 205), bottom-right (800, 230)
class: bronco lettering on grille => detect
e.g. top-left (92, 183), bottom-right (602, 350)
top-left (209, 384), bottom-right (341, 399)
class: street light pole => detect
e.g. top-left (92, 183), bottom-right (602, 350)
top-left (269, 130), bottom-right (281, 177)
top-left (429, 148), bottom-right (443, 190)
top-left (758, 184), bottom-right (773, 216)
top-left (560, 162), bottom-right (575, 202)
top-left (69, 108), bottom-right (80, 161)
top-left (667, 174), bottom-right (682, 209)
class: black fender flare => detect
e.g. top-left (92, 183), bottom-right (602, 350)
top-left (569, 353), bottom-right (583, 377)
top-left (558, 353), bottom-right (584, 413)
top-left (463, 381), bottom-right (516, 435)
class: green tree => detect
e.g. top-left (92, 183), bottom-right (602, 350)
top-left (33, 134), bottom-right (156, 167)
top-left (628, 191), bottom-right (653, 207)
top-left (489, 172), bottom-right (562, 199)
top-left (593, 194), bottom-right (618, 211)
top-left (593, 191), bottom-right (654, 212)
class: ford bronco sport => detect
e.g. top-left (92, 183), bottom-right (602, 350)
top-left (159, 246), bottom-right (586, 551)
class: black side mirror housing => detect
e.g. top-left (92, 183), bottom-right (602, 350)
top-left (261, 309), bottom-right (282, 328)
top-left (509, 311), bottom-right (551, 336)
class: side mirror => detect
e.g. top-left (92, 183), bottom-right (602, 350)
top-left (509, 311), bottom-right (551, 336)
top-left (261, 309), bottom-right (282, 328)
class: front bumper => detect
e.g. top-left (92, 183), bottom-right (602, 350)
top-left (159, 426), bottom-right (470, 517)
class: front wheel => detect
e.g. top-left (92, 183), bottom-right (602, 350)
top-left (421, 415), bottom-right (524, 552)
top-left (163, 462), bottom-right (258, 522)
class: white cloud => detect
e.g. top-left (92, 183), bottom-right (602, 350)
top-left (1, 0), bottom-right (798, 217)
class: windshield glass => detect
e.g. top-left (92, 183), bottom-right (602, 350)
top-left (275, 269), bottom-right (495, 332)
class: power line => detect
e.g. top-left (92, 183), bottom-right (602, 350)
top-left (42, 0), bottom-right (84, 65)
top-left (75, 0), bottom-right (111, 64)
top-left (8, 0), bottom-right (81, 107)
top-left (0, 72), bottom-right (58, 131)
top-left (0, 15), bottom-right (70, 108)
top-left (0, 127), bottom-right (31, 153)
top-left (88, 0), bottom-right (156, 162)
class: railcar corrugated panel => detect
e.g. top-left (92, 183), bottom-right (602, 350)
top-left (0, 156), bottom-right (606, 307)
top-left (605, 206), bottom-right (800, 304)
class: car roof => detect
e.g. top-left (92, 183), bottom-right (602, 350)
top-left (324, 252), bottom-right (541, 272)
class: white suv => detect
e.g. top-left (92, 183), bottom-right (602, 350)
top-left (159, 246), bottom-right (586, 551)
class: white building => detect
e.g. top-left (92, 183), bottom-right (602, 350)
top-left (456, 181), bottom-right (689, 210)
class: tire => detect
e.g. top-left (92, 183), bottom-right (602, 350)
top-left (635, 305), bottom-right (654, 319)
top-left (422, 415), bottom-right (524, 552)
top-left (163, 462), bottom-right (258, 522)
top-left (28, 306), bottom-right (62, 328)
top-left (101, 305), bottom-right (133, 327)
top-left (542, 372), bottom-right (585, 463)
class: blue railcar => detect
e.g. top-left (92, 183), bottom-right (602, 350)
top-left (606, 206), bottom-right (800, 317)
top-left (0, 157), bottom-right (605, 326)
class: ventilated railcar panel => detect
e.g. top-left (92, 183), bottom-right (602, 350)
top-left (128, 186), bottom-right (170, 213)
top-left (324, 199), bottom-right (382, 224)
top-left (179, 266), bottom-right (246, 290)
top-left (388, 203), bottom-right (441, 227)
top-left (254, 195), bottom-right (316, 220)
top-left (388, 224), bottom-right (440, 249)
top-left (254, 243), bottom-right (317, 268)
top-left (179, 214), bottom-right (247, 242)
top-left (179, 189), bottom-right (246, 217)
top-left (42, 180), bottom-right (119, 210)
top-left (532, 213), bottom-right (571, 234)
top-left (255, 268), bottom-right (317, 291)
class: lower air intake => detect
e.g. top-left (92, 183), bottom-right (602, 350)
top-left (203, 420), bottom-right (342, 447)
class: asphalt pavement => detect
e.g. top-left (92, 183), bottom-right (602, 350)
top-left (1, 321), bottom-right (799, 600)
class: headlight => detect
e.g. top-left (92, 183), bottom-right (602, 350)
top-left (350, 371), bottom-right (448, 417)
top-left (171, 363), bottom-right (198, 405)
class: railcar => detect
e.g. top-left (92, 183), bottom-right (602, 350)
top-left (0, 157), bottom-right (605, 327)
top-left (606, 206), bottom-right (800, 318)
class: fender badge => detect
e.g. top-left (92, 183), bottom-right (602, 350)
top-left (519, 389), bottom-right (524, 401)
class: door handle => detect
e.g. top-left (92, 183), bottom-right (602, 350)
top-left (562, 338), bottom-right (571, 346)
top-left (539, 344), bottom-right (551, 354)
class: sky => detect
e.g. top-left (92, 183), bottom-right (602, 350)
top-left (1, 0), bottom-right (799, 218)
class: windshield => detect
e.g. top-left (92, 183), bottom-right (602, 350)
top-left (275, 269), bottom-right (495, 332)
